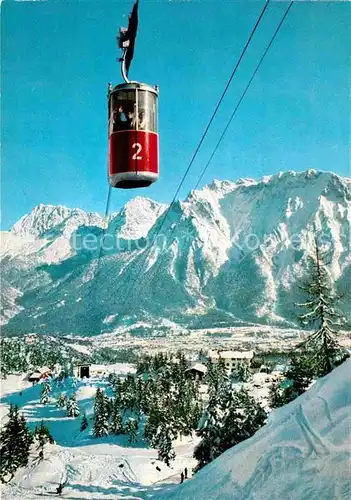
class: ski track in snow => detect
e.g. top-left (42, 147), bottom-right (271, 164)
top-left (158, 359), bottom-right (351, 500)
top-left (1, 359), bottom-right (351, 499)
top-left (0, 374), bottom-right (198, 500)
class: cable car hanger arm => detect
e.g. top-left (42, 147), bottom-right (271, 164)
top-left (120, 48), bottom-right (130, 84)
top-left (117, 0), bottom-right (139, 83)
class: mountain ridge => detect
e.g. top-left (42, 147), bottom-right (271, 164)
top-left (1, 169), bottom-right (350, 336)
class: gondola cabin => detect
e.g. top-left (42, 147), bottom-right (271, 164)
top-left (108, 82), bottom-right (159, 189)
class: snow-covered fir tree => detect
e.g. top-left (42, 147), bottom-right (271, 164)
top-left (40, 380), bottom-right (51, 404)
top-left (93, 388), bottom-right (109, 437)
top-left (33, 420), bottom-right (54, 460)
top-left (220, 388), bottom-right (266, 453)
top-left (109, 399), bottom-right (124, 435)
top-left (194, 392), bottom-right (224, 470)
top-left (297, 235), bottom-right (349, 377)
top-left (125, 417), bottom-right (138, 444)
top-left (56, 393), bottom-right (67, 408)
top-left (157, 428), bottom-right (176, 467)
top-left (66, 393), bottom-right (80, 417)
top-left (194, 386), bottom-right (266, 470)
top-left (0, 405), bottom-right (33, 483)
top-left (270, 351), bottom-right (316, 409)
top-left (144, 406), bottom-right (178, 465)
top-left (233, 363), bottom-right (252, 382)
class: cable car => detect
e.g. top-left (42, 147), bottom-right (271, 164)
top-left (108, 0), bottom-right (159, 189)
top-left (108, 81), bottom-right (159, 189)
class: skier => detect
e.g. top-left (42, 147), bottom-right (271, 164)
top-left (56, 483), bottom-right (63, 495)
top-left (180, 471), bottom-right (184, 484)
top-left (56, 477), bottom-right (67, 496)
top-left (184, 467), bottom-right (188, 479)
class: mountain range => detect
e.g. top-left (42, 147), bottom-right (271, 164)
top-left (1, 169), bottom-right (350, 337)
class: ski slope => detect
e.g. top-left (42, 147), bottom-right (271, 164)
top-left (1, 360), bottom-right (350, 498)
top-left (160, 359), bottom-right (351, 500)
top-left (0, 373), bottom-right (198, 499)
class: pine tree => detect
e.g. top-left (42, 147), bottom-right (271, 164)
top-left (1, 367), bottom-right (8, 380)
top-left (33, 420), bottom-right (54, 460)
top-left (93, 388), bottom-right (109, 437)
top-left (109, 399), bottom-right (124, 435)
top-left (56, 393), bottom-right (67, 408)
top-left (270, 352), bottom-right (316, 408)
top-left (194, 394), bottom-right (223, 470)
top-left (157, 428), bottom-right (176, 467)
top-left (125, 417), bottom-right (138, 444)
top-left (234, 363), bottom-right (252, 382)
top-left (297, 235), bottom-right (349, 377)
top-left (194, 387), bottom-right (266, 470)
top-left (80, 412), bottom-right (89, 431)
top-left (40, 381), bottom-right (51, 404)
top-left (66, 393), bottom-right (80, 417)
top-left (269, 379), bottom-right (288, 409)
top-left (220, 388), bottom-right (266, 454)
top-left (0, 405), bottom-right (33, 482)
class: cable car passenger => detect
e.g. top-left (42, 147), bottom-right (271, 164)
top-left (108, 82), bottom-right (159, 188)
top-left (138, 110), bottom-right (147, 130)
top-left (112, 105), bottom-right (125, 132)
top-left (126, 108), bottom-right (137, 129)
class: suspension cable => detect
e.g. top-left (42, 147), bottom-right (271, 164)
top-left (86, 185), bottom-right (112, 296)
top-left (118, 0), bottom-right (272, 313)
top-left (194, 1), bottom-right (294, 190)
top-left (135, 0), bottom-right (294, 307)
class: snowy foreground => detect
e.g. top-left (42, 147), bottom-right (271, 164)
top-left (1, 360), bottom-right (350, 499)
top-left (160, 359), bottom-right (351, 500)
top-left (0, 370), bottom-right (198, 500)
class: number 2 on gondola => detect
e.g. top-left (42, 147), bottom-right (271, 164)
top-left (132, 143), bottom-right (142, 160)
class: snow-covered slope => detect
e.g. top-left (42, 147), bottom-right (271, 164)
top-left (2, 360), bottom-right (349, 499)
top-left (1, 170), bottom-right (350, 335)
top-left (0, 373), bottom-right (197, 500)
top-left (160, 358), bottom-right (351, 500)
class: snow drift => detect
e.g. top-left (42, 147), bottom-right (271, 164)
top-left (160, 358), bottom-right (351, 500)
top-left (1, 170), bottom-right (350, 335)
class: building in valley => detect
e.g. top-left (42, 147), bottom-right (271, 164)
top-left (209, 350), bottom-right (254, 374)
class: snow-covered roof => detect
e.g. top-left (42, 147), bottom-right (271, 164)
top-left (38, 366), bottom-right (51, 374)
top-left (209, 350), bottom-right (254, 360)
top-left (185, 363), bottom-right (208, 374)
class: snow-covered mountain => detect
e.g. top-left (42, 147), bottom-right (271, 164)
top-left (1, 170), bottom-right (350, 336)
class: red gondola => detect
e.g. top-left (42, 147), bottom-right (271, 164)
top-left (108, 82), bottom-right (159, 189)
top-left (108, 0), bottom-right (159, 189)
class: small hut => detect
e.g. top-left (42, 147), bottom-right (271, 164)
top-left (185, 362), bottom-right (207, 381)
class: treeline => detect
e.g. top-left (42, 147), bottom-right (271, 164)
top-left (0, 337), bottom-right (89, 376)
top-left (1, 337), bottom-right (140, 376)
top-left (89, 351), bottom-right (266, 470)
top-left (92, 351), bottom-right (202, 465)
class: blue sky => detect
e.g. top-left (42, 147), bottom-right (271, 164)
top-left (1, 0), bottom-right (350, 229)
